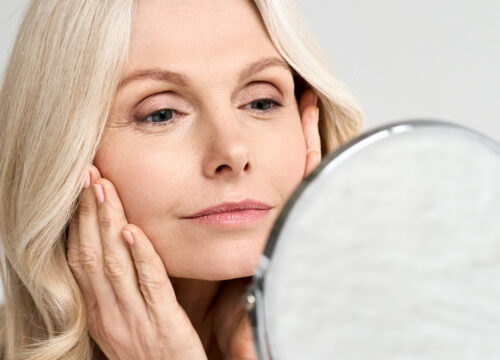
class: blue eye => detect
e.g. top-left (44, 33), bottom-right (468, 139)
top-left (246, 99), bottom-right (281, 112)
top-left (137, 98), bottom-right (281, 128)
top-left (145, 109), bottom-right (175, 124)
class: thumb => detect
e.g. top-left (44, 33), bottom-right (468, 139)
top-left (211, 278), bottom-right (257, 359)
top-left (228, 313), bottom-right (257, 360)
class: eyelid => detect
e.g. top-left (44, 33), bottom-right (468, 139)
top-left (136, 106), bottom-right (180, 119)
top-left (133, 98), bottom-right (281, 129)
top-left (139, 98), bottom-right (281, 119)
top-left (134, 92), bottom-right (191, 114)
top-left (242, 81), bottom-right (283, 101)
top-left (132, 92), bottom-right (190, 122)
top-left (130, 82), bottom-right (285, 128)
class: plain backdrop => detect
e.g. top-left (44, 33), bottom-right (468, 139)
top-left (1, 0), bottom-right (499, 302)
top-left (293, 0), bottom-right (500, 140)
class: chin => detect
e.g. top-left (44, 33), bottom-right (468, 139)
top-left (197, 251), bottom-right (262, 280)
top-left (157, 215), bottom-right (276, 280)
top-left (167, 240), bottom-right (264, 281)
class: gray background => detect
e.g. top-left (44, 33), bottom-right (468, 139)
top-left (294, 0), bottom-right (500, 140)
top-left (1, 0), bottom-right (499, 302)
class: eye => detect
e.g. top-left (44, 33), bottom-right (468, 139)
top-left (135, 98), bottom-right (281, 127)
top-left (244, 98), bottom-right (282, 113)
top-left (139, 108), bottom-right (179, 127)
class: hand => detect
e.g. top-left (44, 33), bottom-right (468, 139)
top-left (210, 89), bottom-right (322, 360)
top-left (211, 277), bottom-right (256, 360)
top-left (299, 88), bottom-right (322, 178)
top-left (66, 165), bottom-right (207, 360)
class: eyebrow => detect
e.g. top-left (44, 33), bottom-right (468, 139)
top-left (117, 56), bottom-right (292, 90)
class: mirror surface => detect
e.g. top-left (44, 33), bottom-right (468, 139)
top-left (251, 121), bottom-right (500, 360)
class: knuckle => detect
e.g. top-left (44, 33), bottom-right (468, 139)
top-left (67, 248), bottom-right (80, 270)
top-left (98, 213), bottom-right (115, 233)
top-left (78, 198), bottom-right (95, 217)
top-left (134, 254), bottom-right (155, 267)
top-left (103, 254), bottom-right (128, 279)
top-left (134, 256), bottom-right (161, 278)
top-left (137, 265), bottom-right (166, 289)
top-left (79, 245), bottom-right (102, 273)
top-left (138, 275), bottom-right (168, 304)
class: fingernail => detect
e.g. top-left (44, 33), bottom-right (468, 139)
top-left (93, 184), bottom-right (104, 205)
top-left (313, 93), bottom-right (318, 106)
top-left (122, 230), bottom-right (134, 245)
top-left (83, 171), bottom-right (90, 189)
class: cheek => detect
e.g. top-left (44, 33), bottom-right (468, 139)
top-left (265, 116), bottom-right (307, 203)
top-left (93, 134), bottom-right (186, 227)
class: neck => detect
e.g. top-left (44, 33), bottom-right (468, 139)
top-left (170, 277), bottom-right (223, 356)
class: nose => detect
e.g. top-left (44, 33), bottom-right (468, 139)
top-left (200, 109), bottom-right (251, 180)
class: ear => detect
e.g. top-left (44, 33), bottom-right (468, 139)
top-left (297, 87), bottom-right (321, 179)
top-left (293, 71), bottom-right (313, 111)
top-left (298, 88), bottom-right (318, 117)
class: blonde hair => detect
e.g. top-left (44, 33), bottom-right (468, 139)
top-left (253, 0), bottom-right (364, 152)
top-left (0, 0), bottom-right (363, 359)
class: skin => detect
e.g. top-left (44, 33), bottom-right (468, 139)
top-left (67, 0), bottom-right (322, 358)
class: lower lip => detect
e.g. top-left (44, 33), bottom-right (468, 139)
top-left (182, 209), bottom-right (271, 226)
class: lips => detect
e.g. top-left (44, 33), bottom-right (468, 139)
top-left (182, 199), bottom-right (273, 218)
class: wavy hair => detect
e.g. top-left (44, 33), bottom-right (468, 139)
top-left (0, 0), bottom-right (363, 358)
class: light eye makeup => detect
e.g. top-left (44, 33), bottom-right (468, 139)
top-left (134, 97), bottom-right (283, 128)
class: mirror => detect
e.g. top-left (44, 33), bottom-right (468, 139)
top-left (246, 119), bottom-right (500, 360)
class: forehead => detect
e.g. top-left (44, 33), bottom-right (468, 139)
top-left (127, 0), bottom-right (282, 76)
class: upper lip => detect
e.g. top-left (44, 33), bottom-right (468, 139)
top-left (183, 199), bottom-right (273, 218)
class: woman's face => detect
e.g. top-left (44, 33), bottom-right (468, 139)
top-left (94, 0), bottom-right (307, 280)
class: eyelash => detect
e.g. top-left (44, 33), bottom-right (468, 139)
top-left (137, 98), bottom-right (282, 127)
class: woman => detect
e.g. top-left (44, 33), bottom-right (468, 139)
top-left (0, 0), bottom-right (363, 359)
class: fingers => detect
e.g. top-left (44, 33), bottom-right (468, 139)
top-left (93, 178), bottom-right (148, 315)
top-left (67, 194), bottom-right (97, 308)
top-left (67, 165), bottom-right (103, 309)
top-left (122, 224), bottom-right (182, 328)
top-left (211, 278), bottom-right (254, 358)
top-left (230, 314), bottom-right (257, 360)
top-left (69, 162), bottom-right (180, 327)
top-left (77, 170), bottom-right (120, 311)
top-left (68, 166), bottom-right (193, 338)
top-left (68, 165), bottom-right (207, 360)
top-left (93, 182), bottom-right (184, 331)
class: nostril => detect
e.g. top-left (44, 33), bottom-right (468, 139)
top-left (215, 162), bottom-right (249, 173)
top-left (216, 164), bottom-right (229, 173)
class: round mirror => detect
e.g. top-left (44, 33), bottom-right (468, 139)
top-left (246, 119), bottom-right (500, 360)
